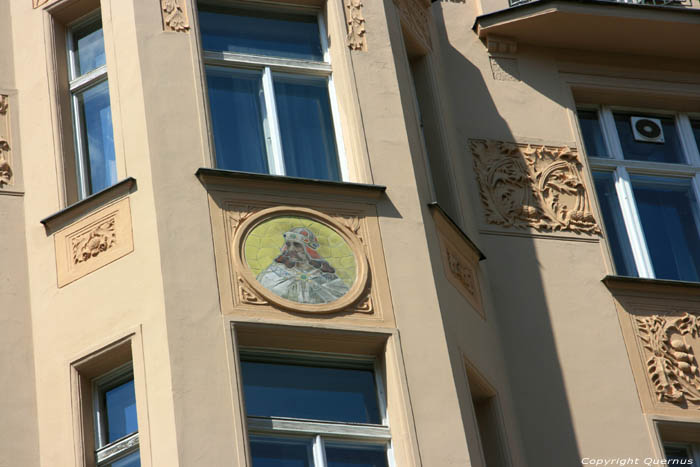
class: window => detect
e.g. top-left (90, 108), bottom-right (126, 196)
top-left (577, 107), bottom-right (700, 281)
top-left (240, 350), bottom-right (393, 467)
top-left (664, 443), bottom-right (699, 463)
top-left (67, 13), bottom-right (117, 200)
top-left (198, 3), bottom-right (347, 181)
top-left (92, 363), bottom-right (140, 467)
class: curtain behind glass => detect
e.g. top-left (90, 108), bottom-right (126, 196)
top-left (632, 176), bottom-right (700, 281)
top-left (77, 80), bottom-right (117, 195)
top-left (206, 67), bottom-right (269, 174)
top-left (273, 74), bottom-right (340, 181)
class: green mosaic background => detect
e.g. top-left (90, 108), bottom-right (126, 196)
top-left (244, 216), bottom-right (356, 287)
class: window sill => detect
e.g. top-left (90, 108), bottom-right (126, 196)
top-left (40, 177), bottom-right (137, 234)
top-left (602, 274), bottom-right (700, 298)
top-left (195, 169), bottom-right (386, 201)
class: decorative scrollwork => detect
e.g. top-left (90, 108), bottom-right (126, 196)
top-left (72, 218), bottom-right (117, 264)
top-left (470, 140), bottom-right (601, 235)
top-left (636, 312), bottom-right (700, 407)
top-left (344, 0), bottom-right (367, 51)
top-left (162, 0), bottom-right (189, 32)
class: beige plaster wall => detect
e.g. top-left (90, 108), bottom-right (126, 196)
top-left (0, 2), bottom-right (40, 466)
top-left (430, 0), bottom-right (678, 463)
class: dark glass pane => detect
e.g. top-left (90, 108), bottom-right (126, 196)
top-left (632, 176), bottom-right (700, 281)
top-left (250, 437), bottom-right (312, 467)
top-left (206, 66), bottom-right (269, 173)
top-left (241, 361), bottom-right (381, 424)
top-left (326, 444), bottom-right (389, 467)
top-left (104, 379), bottom-right (138, 443)
top-left (273, 74), bottom-right (340, 181)
top-left (664, 444), bottom-right (692, 462)
top-left (109, 451), bottom-right (141, 467)
top-left (199, 7), bottom-right (323, 61)
top-left (77, 80), bottom-right (116, 195)
top-left (577, 110), bottom-right (608, 157)
top-left (691, 120), bottom-right (700, 155)
top-left (73, 18), bottom-right (106, 76)
top-left (614, 113), bottom-right (685, 164)
top-left (592, 172), bottom-right (638, 277)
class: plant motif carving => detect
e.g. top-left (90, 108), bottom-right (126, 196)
top-left (341, 215), bottom-right (364, 244)
top-left (470, 140), bottom-right (601, 235)
top-left (72, 218), bottom-right (117, 264)
top-left (0, 158), bottom-right (12, 187)
top-left (344, 0), bottom-right (367, 51)
top-left (162, 0), bottom-right (189, 32)
top-left (636, 313), bottom-right (700, 407)
top-left (229, 206), bottom-right (258, 235)
top-left (0, 95), bottom-right (11, 188)
top-left (446, 248), bottom-right (476, 297)
top-left (349, 288), bottom-right (373, 313)
top-left (238, 276), bottom-right (268, 305)
top-left (393, 0), bottom-right (432, 49)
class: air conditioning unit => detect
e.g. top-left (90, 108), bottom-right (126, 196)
top-left (631, 116), bottom-right (665, 143)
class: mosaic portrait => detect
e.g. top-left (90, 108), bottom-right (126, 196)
top-left (244, 216), bottom-right (356, 305)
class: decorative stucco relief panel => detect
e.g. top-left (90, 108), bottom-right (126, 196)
top-left (393, 0), bottom-right (432, 50)
top-left (635, 313), bottom-right (700, 407)
top-left (605, 277), bottom-right (700, 416)
top-left (0, 95), bottom-right (12, 188)
top-left (161, 0), bottom-right (190, 32)
top-left (55, 197), bottom-right (134, 287)
top-left (344, 0), bottom-right (367, 51)
top-left (431, 205), bottom-right (484, 319)
top-left (469, 139), bottom-right (601, 235)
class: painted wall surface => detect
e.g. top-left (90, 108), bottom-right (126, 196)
top-left (5, 0), bottom-right (699, 465)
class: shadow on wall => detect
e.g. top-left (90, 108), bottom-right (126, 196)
top-left (429, 4), bottom-right (582, 466)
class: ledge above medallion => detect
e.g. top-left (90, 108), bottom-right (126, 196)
top-left (195, 169), bottom-right (386, 202)
top-left (40, 177), bottom-right (137, 234)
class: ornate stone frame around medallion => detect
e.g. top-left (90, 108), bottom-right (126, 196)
top-left (232, 206), bottom-right (369, 314)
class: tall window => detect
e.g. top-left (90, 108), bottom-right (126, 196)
top-left (92, 364), bottom-right (140, 467)
top-left (577, 107), bottom-right (700, 281)
top-left (67, 14), bottom-right (117, 200)
top-left (240, 350), bottom-right (392, 467)
top-left (198, 3), bottom-right (346, 181)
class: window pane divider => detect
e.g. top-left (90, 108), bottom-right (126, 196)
top-left (247, 416), bottom-right (392, 440)
top-left (313, 434), bottom-right (328, 467)
top-left (261, 66), bottom-right (286, 175)
top-left (590, 157), bottom-right (700, 178)
top-left (69, 65), bottom-right (108, 93)
top-left (613, 166), bottom-right (655, 278)
top-left (600, 107), bottom-right (625, 161)
top-left (203, 51), bottom-right (331, 75)
top-left (678, 114), bottom-right (700, 166)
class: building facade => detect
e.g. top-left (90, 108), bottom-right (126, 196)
top-left (2, 0), bottom-right (700, 465)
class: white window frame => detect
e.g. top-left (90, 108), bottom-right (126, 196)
top-left (581, 105), bottom-right (700, 279)
top-left (240, 349), bottom-right (396, 467)
top-left (92, 362), bottom-right (140, 466)
top-left (66, 12), bottom-right (111, 201)
top-left (199, 2), bottom-right (349, 181)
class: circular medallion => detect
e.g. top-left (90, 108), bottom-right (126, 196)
top-left (234, 207), bottom-right (368, 314)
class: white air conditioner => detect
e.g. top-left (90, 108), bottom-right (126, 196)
top-left (631, 116), bottom-right (664, 143)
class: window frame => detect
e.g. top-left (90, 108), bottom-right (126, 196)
top-left (580, 105), bottom-right (700, 280)
top-left (239, 348), bottom-right (396, 467)
top-left (65, 11), bottom-right (116, 201)
top-left (92, 362), bottom-right (140, 466)
top-left (197, 1), bottom-right (349, 181)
